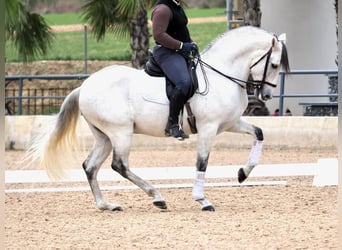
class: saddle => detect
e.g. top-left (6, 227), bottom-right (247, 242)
top-left (144, 50), bottom-right (198, 101)
top-left (144, 50), bottom-right (198, 133)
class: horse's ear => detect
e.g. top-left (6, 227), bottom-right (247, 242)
top-left (278, 33), bottom-right (286, 44)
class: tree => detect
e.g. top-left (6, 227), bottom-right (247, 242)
top-left (328, 0), bottom-right (338, 102)
top-left (240, 0), bottom-right (270, 115)
top-left (5, 0), bottom-right (55, 62)
top-left (82, 0), bottom-right (157, 69)
top-left (334, 0), bottom-right (338, 66)
top-left (243, 0), bottom-right (261, 27)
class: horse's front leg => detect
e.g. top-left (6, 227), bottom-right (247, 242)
top-left (229, 119), bottom-right (264, 183)
top-left (193, 128), bottom-right (217, 211)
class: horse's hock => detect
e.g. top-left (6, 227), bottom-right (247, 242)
top-left (5, 116), bottom-right (337, 150)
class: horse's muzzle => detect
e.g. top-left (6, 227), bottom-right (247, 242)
top-left (262, 93), bottom-right (272, 101)
top-left (256, 87), bottom-right (273, 101)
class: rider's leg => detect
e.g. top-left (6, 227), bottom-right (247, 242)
top-left (165, 87), bottom-right (189, 139)
top-left (153, 46), bottom-right (190, 140)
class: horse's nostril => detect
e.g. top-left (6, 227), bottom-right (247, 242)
top-left (263, 94), bottom-right (271, 100)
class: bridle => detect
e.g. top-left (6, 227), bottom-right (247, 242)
top-left (249, 46), bottom-right (276, 89)
top-left (194, 44), bottom-right (277, 93)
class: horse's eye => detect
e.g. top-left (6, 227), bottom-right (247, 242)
top-left (271, 64), bottom-right (278, 69)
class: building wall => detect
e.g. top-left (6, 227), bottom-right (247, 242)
top-left (260, 0), bottom-right (337, 115)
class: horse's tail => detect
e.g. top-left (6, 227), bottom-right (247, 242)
top-left (27, 87), bottom-right (81, 179)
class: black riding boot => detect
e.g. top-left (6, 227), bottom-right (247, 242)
top-left (165, 88), bottom-right (189, 140)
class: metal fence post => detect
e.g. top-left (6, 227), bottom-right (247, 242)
top-left (17, 78), bottom-right (23, 115)
top-left (278, 72), bottom-right (285, 116)
top-left (84, 24), bottom-right (88, 74)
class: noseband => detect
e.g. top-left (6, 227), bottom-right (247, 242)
top-left (196, 44), bottom-right (277, 90)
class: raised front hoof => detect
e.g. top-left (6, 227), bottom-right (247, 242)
top-left (153, 200), bottom-right (167, 210)
top-left (202, 205), bottom-right (215, 212)
top-left (238, 168), bottom-right (247, 183)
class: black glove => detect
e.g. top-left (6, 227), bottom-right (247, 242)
top-left (179, 42), bottom-right (198, 59)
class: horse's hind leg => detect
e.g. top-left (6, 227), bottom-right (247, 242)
top-left (110, 132), bottom-right (167, 210)
top-left (229, 119), bottom-right (264, 183)
top-left (83, 126), bottom-right (122, 211)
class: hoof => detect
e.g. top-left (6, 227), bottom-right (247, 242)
top-left (202, 205), bottom-right (215, 212)
top-left (153, 200), bottom-right (167, 210)
top-left (111, 206), bottom-right (123, 211)
top-left (98, 203), bottom-right (123, 211)
top-left (238, 168), bottom-right (247, 183)
top-left (196, 198), bottom-right (215, 211)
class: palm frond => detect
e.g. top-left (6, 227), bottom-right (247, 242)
top-left (5, 0), bottom-right (19, 25)
top-left (82, 0), bottom-right (131, 41)
top-left (16, 12), bottom-right (54, 61)
top-left (81, 0), bottom-right (158, 41)
top-left (115, 0), bottom-right (140, 19)
top-left (5, 0), bottom-right (55, 61)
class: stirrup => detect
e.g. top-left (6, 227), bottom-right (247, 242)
top-left (165, 124), bottom-right (189, 140)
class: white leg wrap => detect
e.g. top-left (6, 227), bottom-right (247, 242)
top-left (245, 140), bottom-right (263, 176)
top-left (192, 171), bottom-right (205, 200)
top-left (247, 140), bottom-right (263, 166)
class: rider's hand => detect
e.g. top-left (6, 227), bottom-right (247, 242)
top-left (179, 42), bottom-right (198, 59)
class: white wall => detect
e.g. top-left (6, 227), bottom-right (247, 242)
top-left (5, 116), bottom-right (337, 150)
top-left (260, 0), bottom-right (337, 115)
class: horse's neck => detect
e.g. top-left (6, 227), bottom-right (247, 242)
top-left (194, 47), bottom-right (249, 97)
top-left (193, 28), bottom-right (274, 96)
top-left (200, 42), bottom-right (252, 81)
top-left (199, 29), bottom-right (271, 80)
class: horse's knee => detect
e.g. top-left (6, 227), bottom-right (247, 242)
top-left (254, 126), bottom-right (263, 141)
top-left (111, 159), bottom-right (128, 178)
top-left (196, 155), bottom-right (209, 172)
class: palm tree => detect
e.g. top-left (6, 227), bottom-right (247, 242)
top-left (5, 0), bottom-right (55, 62)
top-left (82, 0), bottom-right (157, 69)
top-left (328, 0), bottom-right (338, 102)
top-left (241, 0), bottom-right (269, 115)
top-left (334, 0), bottom-right (338, 66)
top-left (243, 0), bottom-right (261, 27)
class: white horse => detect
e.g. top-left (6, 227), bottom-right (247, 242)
top-left (28, 26), bottom-right (290, 211)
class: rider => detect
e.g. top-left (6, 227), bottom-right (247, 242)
top-left (152, 0), bottom-right (198, 140)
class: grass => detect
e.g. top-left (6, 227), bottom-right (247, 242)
top-left (184, 8), bottom-right (226, 18)
top-left (42, 8), bottom-right (226, 25)
top-left (43, 13), bottom-right (84, 26)
top-left (6, 9), bottom-right (227, 62)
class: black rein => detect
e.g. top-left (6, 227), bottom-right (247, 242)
top-left (195, 45), bottom-right (277, 90)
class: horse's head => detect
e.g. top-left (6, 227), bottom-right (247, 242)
top-left (249, 34), bottom-right (290, 101)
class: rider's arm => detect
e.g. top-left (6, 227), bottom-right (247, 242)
top-left (152, 4), bottom-right (182, 50)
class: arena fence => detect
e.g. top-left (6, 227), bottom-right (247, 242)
top-left (276, 70), bottom-right (338, 115)
top-left (4, 70), bottom-right (338, 115)
top-left (5, 74), bottom-right (89, 115)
